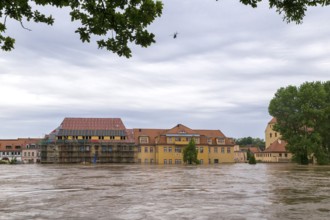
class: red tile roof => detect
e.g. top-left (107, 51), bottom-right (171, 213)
top-left (133, 124), bottom-right (234, 146)
top-left (265, 139), bottom-right (287, 153)
top-left (162, 124), bottom-right (197, 135)
top-left (133, 128), bottom-right (165, 145)
top-left (0, 138), bottom-right (41, 150)
top-left (60, 118), bottom-right (126, 130)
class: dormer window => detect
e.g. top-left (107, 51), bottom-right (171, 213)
top-left (139, 136), bottom-right (149, 144)
top-left (217, 138), bottom-right (225, 145)
top-left (207, 138), bottom-right (212, 145)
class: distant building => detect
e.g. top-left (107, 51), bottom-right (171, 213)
top-left (234, 145), bottom-right (246, 163)
top-left (41, 118), bottom-right (136, 163)
top-left (234, 145), bottom-right (261, 163)
top-left (255, 139), bottom-right (292, 162)
top-left (255, 118), bottom-right (292, 163)
top-left (0, 138), bottom-right (41, 163)
top-left (134, 124), bottom-right (235, 164)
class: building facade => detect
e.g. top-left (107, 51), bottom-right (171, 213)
top-left (41, 118), bottom-right (136, 163)
top-left (134, 124), bottom-right (235, 164)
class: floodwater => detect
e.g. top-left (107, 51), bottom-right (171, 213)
top-left (0, 164), bottom-right (330, 220)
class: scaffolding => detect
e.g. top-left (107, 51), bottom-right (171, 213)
top-left (41, 140), bottom-right (136, 164)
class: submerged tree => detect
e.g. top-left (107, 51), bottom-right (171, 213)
top-left (1, 1), bottom-right (330, 57)
top-left (183, 139), bottom-right (200, 165)
top-left (269, 81), bottom-right (330, 165)
top-left (248, 154), bottom-right (257, 164)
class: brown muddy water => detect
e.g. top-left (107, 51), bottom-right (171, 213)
top-left (0, 164), bottom-right (330, 220)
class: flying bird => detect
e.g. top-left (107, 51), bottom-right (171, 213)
top-left (172, 32), bottom-right (178, 39)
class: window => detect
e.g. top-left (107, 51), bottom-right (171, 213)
top-left (200, 147), bottom-right (203, 153)
top-left (270, 133), bottom-right (272, 138)
top-left (279, 153), bottom-right (282, 157)
top-left (167, 137), bottom-right (173, 144)
top-left (214, 159), bottom-right (219, 164)
top-left (121, 136), bottom-right (126, 140)
top-left (139, 136), bottom-right (149, 144)
top-left (207, 138), bottom-right (212, 145)
top-left (285, 153), bottom-right (288, 157)
top-left (144, 159), bottom-right (148, 164)
top-left (144, 147), bottom-right (148, 153)
top-left (32, 152), bottom-right (34, 157)
top-left (214, 147), bottom-right (218, 153)
top-left (150, 159), bottom-right (154, 164)
top-left (164, 147), bottom-right (167, 152)
top-left (275, 133), bottom-right (277, 138)
top-left (99, 136), bottom-right (104, 140)
top-left (168, 147), bottom-right (172, 152)
top-left (110, 136), bottom-right (115, 140)
top-left (164, 159), bottom-right (167, 164)
top-left (28, 152), bottom-right (30, 156)
top-left (175, 147), bottom-right (181, 153)
top-left (109, 146), bottom-right (113, 152)
top-left (175, 159), bottom-right (182, 164)
top-left (15, 146), bottom-right (21, 149)
top-left (138, 147), bottom-right (141, 152)
top-left (227, 147), bottom-right (231, 153)
top-left (24, 152), bottom-right (27, 157)
top-left (169, 159), bottom-right (172, 164)
top-left (175, 137), bottom-right (180, 141)
top-left (217, 138), bottom-right (225, 145)
top-left (150, 147), bottom-right (154, 153)
top-left (208, 147), bottom-right (210, 153)
top-left (6, 146), bottom-right (12, 149)
top-left (221, 147), bottom-right (225, 153)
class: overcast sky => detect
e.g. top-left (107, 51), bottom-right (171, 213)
top-left (1, 0), bottom-right (329, 139)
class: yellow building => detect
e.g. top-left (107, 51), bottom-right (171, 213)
top-left (134, 124), bottom-right (235, 164)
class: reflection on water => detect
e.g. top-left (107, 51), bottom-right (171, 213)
top-left (0, 164), bottom-right (329, 220)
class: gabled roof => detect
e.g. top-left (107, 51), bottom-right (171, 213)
top-left (162, 124), bottom-right (197, 135)
top-left (264, 139), bottom-right (287, 153)
top-left (60, 118), bottom-right (126, 130)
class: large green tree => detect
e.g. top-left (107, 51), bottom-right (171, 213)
top-left (183, 139), bottom-right (200, 165)
top-left (1, 0), bottom-right (330, 57)
top-left (269, 81), bottom-right (330, 165)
